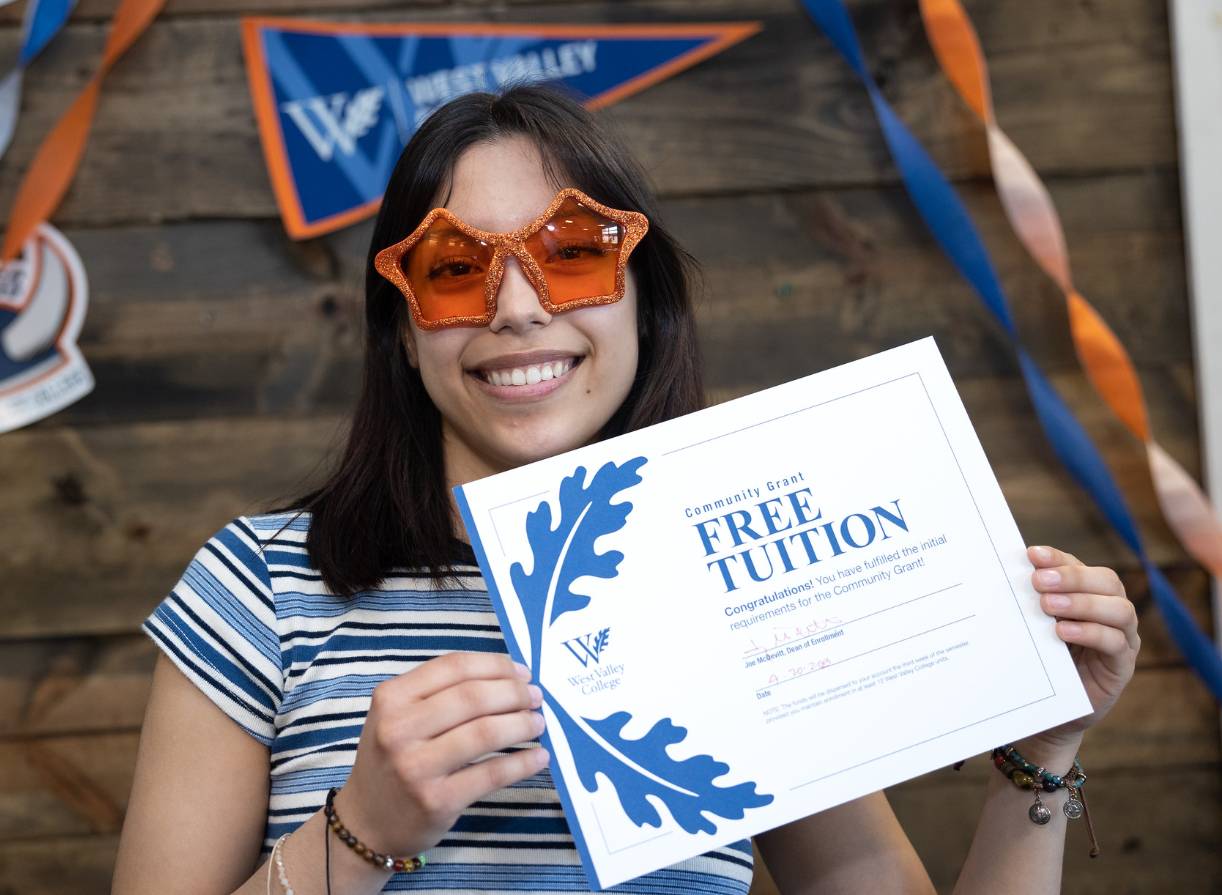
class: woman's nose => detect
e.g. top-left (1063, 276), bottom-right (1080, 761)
top-left (488, 254), bottom-right (551, 333)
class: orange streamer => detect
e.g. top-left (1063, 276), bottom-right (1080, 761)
top-left (919, 0), bottom-right (1222, 580)
top-left (2, 0), bottom-right (166, 261)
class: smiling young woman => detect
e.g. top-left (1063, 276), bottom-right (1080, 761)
top-left (395, 139), bottom-right (645, 485)
top-left (290, 87), bottom-right (702, 599)
top-left (112, 86), bottom-right (1139, 895)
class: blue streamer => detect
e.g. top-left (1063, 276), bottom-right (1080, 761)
top-left (800, 0), bottom-right (1222, 700)
top-left (0, 0), bottom-right (77, 160)
top-left (22, 0), bottom-right (76, 66)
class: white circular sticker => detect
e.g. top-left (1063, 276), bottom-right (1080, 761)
top-left (0, 222), bottom-right (93, 433)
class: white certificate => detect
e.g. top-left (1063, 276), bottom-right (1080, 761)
top-left (455, 337), bottom-right (1091, 890)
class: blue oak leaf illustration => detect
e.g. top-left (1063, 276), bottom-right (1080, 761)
top-left (545, 694), bottom-right (774, 835)
top-left (511, 455), bottom-right (773, 835)
top-left (510, 457), bottom-right (645, 673)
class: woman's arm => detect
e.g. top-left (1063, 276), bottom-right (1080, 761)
top-left (112, 655), bottom-right (393, 895)
top-left (756, 792), bottom-right (936, 895)
top-left (949, 733), bottom-right (1081, 895)
top-left (756, 545), bottom-right (1138, 894)
top-left (113, 654), bottom-right (270, 893)
top-left (950, 546), bottom-right (1138, 894)
top-left (116, 650), bottom-right (548, 894)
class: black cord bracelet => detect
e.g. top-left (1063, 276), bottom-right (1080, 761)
top-left (323, 787), bottom-right (427, 874)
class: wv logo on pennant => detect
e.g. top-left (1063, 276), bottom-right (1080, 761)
top-left (241, 19), bottom-right (760, 239)
top-left (562, 627), bottom-right (612, 668)
top-left (279, 87), bottom-right (386, 163)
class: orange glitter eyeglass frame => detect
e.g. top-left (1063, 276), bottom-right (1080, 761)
top-left (373, 188), bottom-right (649, 330)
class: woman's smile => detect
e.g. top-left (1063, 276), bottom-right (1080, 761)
top-left (466, 350), bottom-right (585, 402)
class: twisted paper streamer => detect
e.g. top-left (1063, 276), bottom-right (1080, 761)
top-left (799, 0), bottom-right (1222, 699)
top-left (918, 0), bottom-right (1222, 604)
top-left (0, 0), bottom-right (78, 159)
top-left (1, 0), bottom-right (165, 261)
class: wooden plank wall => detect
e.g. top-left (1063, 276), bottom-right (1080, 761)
top-left (0, 0), bottom-right (1218, 891)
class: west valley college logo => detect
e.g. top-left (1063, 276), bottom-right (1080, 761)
top-left (562, 627), bottom-right (611, 667)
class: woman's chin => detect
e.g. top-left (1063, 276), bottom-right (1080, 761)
top-left (443, 414), bottom-right (602, 481)
top-left (484, 427), bottom-right (595, 472)
top-left (504, 440), bottom-right (585, 470)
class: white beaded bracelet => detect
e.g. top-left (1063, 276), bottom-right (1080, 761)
top-left (269, 834), bottom-right (296, 895)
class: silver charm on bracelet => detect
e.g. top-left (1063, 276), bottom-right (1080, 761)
top-left (1027, 766), bottom-right (1053, 825)
top-left (1063, 772), bottom-right (1086, 820)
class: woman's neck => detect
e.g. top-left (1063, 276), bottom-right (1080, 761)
top-left (441, 424), bottom-right (509, 544)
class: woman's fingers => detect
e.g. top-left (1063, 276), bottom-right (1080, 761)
top-left (1027, 545), bottom-right (1081, 568)
top-left (1028, 547), bottom-right (1140, 657)
top-left (391, 678), bottom-right (542, 743)
top-left (445, 745), bottom-right (551, 808)
top-left (1055, 620), bottom-right (1133, 658)
top-left (385, 652), bottom-right (531, 705)
top-left (419, 708), bottom-right (546, 777)
top-left (1039, 592), bottom-right (1139, 645)
top-left (1030, 560), bottom-right (1125, 598)
top-left (345, 652), bottom-right (548, 857)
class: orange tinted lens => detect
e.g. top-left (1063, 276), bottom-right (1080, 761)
top-left (524, 197), bottom-right (625, 306)
top-left (404, 218), bottom-right (495, 323)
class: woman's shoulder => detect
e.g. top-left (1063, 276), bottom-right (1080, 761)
top-left (190, 510), bottom-right (313, 560)
top-left (240, 509), bottom-right (314, 544)
top-left (177, 511), bottom-right (318, 596)
top-left (234, 510), bottom-right (325, 588)
top-left (216, 510), bottom-right (314, 570)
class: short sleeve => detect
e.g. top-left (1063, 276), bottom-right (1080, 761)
top-left (142, 516), bottom-right (284, 746)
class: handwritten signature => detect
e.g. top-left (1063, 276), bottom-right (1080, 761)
top-left (743, 616), bottom-right (845, 657)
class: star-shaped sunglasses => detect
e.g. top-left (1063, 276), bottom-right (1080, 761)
top-left (373, 188), bottom-right (649, 330)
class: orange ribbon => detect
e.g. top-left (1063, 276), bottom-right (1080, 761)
top-left (919, 0), bottom-right (1222, 580)
top-left (2, 0), bottom-right (165, 261)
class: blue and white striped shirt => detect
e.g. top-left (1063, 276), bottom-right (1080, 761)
top-left (142, 512), bottom-right (754, 893)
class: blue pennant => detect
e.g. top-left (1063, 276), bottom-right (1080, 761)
top-left (242, 19), bottom-right (759, 238)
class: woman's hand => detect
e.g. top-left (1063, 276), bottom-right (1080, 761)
top-left (337, 652), bottom-right (549, 859)
top-left (1024, 544), bottom-right (1140, 753)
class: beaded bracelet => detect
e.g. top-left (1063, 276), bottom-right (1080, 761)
top-left (992, 745), bottom-right (1085, 822)
top-left (992, 745), bottom-right (1099, 857)
top-left (323, 787), bottom-right (427, 873)
top-left (266, 834), bottom-right (282, 895)
top-left (272, 833), bottom-right (297, 895)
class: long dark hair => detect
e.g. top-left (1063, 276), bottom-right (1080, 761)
top-left (282, 85), bottom-right (704, 595)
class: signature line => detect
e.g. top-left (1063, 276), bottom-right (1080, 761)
top-left (756, 614), bottom-right (975, 693)
top-left (742, 582), bottom-right (963, 658)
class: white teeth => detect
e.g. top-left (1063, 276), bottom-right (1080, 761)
top-left (482, 359), bottom-right (576, 387)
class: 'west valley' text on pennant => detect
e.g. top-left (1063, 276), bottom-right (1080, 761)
top-left (241, 19), bottom-right (761, 239)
